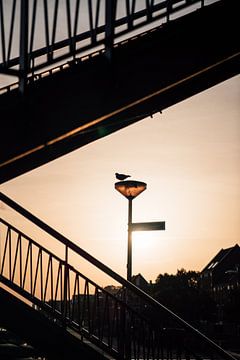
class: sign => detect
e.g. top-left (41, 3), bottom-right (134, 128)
top-left (131, 221), bottom-right (165, 232)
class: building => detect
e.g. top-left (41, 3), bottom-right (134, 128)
top-left (200, 244), bottom-right (240, 301)
top-left (131, 273), bottom-right (149, 293)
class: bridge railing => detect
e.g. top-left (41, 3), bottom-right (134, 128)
top-left (0, 0), bottom-right (220, 91)
top-left (0, 192), bottom-right (237, 360)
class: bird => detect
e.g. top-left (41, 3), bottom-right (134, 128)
top-left (115, 172), bottom-right (131, 181)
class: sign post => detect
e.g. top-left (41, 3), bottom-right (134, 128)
top-left (115, 179), bottom-right (165, 282)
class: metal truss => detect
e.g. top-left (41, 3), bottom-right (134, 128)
top-left (0, 0), bottom-right (218, 93)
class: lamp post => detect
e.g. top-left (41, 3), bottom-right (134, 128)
top-left (115, 180), bottom-right (147, 281)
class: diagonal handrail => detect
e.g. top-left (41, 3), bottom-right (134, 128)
top-left (0, 191), bottom-right (237, 360)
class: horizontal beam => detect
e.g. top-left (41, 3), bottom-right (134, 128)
top-left (0, 67), bottom-right (20, 76)
top-left (131, 221), bottom-right (165, 231)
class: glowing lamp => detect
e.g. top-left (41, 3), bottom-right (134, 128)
top-left (115, 177), bottom-right (165, 282)
top-left (115, 179), bottom-right (147, 281)
top-left (115, 180), bottom-right (147, 200)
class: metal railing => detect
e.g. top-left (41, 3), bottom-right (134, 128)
top-left (0, 0), bottom-right (220, 92)
top-left (0, 192), bottom-right (237, 360)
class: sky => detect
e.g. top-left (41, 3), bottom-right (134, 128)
top-left (0, 0), bottom-right (239, 288)
top-left (1, 74), bottom-right (240, 287)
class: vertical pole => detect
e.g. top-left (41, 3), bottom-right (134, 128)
top-left (126, 197), bottom-right (133, 359)
top-left (127, 198), bottom-right (133, 282)
top-left (19, 0), bottom-right (28, 94)
top-left (63, 245), bottom-right (68, 324)
top-left (166, 0), bottom-right (171, 22)
top-left (105, 0), bottom-right (117, 63)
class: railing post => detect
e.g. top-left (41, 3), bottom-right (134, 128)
top-left (105, 0), bottom-right (117, 63)
top-left (63, 245), bottom-right (69, 324)
top-left (126, 312), bottom-right (132, 360)
top-left (118, 302), bottom-right (126, 358)
top-left (19, 0), bottom-right (29, 94)
top-left (166, 0), bottom-right (171, 22)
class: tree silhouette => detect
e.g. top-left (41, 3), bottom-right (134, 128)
top-left (152, 269), bottom-right (216, 324)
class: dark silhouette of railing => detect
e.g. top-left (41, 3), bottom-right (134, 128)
top-left (0, 0), bottom-right (219, 93)
top-left (0, 192), bottom-right (238, 360)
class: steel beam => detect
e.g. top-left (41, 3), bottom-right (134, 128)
top-left (19, 0), bottom-right (29, 94)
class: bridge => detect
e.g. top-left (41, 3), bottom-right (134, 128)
top-left (0, 0), bottom-right (239, 183)
top-left (0, 1), bottom-right (240, 359)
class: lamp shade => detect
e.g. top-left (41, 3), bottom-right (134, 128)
top-left (115, 180), bottom-right (147, 199)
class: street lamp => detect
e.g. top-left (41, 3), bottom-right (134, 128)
top-left (115, 180), bottom-right (147, 281)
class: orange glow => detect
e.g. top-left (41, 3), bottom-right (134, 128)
top-left (1, 76), bottom-right (240, 286)
top-left (115, 180), bottom-right (147, 199)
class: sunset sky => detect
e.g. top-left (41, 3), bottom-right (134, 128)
top-left (0, 0), bottom-right (239, 288)
top-left (1, 74), bottom-right (240, 286)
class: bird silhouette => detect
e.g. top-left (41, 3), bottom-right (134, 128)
top-left (115, 173), bottom-right (131, 181)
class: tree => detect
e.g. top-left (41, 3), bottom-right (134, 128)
top-left (152, 269), bottom-right (216, 323)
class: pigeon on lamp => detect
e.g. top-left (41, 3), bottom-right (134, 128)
top-left (115, 172), bottom-right (131, 181)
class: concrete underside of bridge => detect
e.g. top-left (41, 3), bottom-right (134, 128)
top-left (0, 0), bottom-right (239, 183)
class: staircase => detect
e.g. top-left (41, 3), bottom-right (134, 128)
top-left (0, 192), bottom-right (238, 360)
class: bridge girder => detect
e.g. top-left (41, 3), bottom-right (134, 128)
top-left (0, 0), bottom-right (239, 183)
